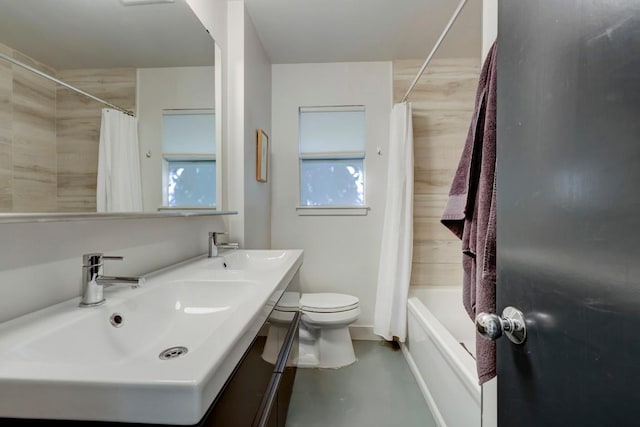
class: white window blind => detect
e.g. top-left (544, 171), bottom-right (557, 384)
top-left (298, 106), bottom-right (366, 208)
top-left (162, 110), bottom-right (215, 154)
top-left (299, 106), bottom-right (365, 157)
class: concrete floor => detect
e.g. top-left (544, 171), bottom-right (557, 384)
top-left (286, 340), bottom-right (437, 427)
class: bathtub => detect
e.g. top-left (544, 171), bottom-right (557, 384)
top-left (403, 286), bottom-right (484, 427)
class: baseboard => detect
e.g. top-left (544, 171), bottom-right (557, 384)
top-left (349, 325), bottom-right (380, 341)
top-left (401, 343), bottom-right (447, 427)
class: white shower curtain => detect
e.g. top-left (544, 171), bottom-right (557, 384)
top-left (97, 109), bottom-right (143, 212)
top-left (373, 102), bottom-right (414, 342)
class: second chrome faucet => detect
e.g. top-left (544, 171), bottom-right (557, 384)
top-left (208, 231), bottom-right (239, 258)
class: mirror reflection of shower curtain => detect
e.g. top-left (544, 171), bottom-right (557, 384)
top-left (97, 109), bottom-right (143, 212)
top-left (373, 102), bottom-right (414, 342)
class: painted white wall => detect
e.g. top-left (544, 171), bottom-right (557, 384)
top-left (226, 1), bottom-right (272, 249)
top-left (242, 7), bottom-right (272, 249)
top-left (226, 1), bottom-right (246, 247)
top-left (482, 0), bottom-right (498, 59)
top-left (271, 62), bottom-right (392, 330)
top-left (137, 66), bottom-right (216, 211)
top-left (0, 215), bottom-right (227, 323)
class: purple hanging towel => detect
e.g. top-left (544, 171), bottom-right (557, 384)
top-left (441, 42), bottom-right (497, 385)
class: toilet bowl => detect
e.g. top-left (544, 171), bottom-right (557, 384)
top-left (262, 292), bottom-right (300, 365)
top-left (298, 293), bottom-right (360, 369)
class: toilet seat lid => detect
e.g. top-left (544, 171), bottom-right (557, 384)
top-left (300, 293), bottom-right (359, 313)
top-left (275, 291), bottom-right (300, 312)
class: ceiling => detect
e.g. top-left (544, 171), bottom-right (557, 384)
top-left (0, 0), bottom-right (481, 70)
top-left (0, 0), bottom-right (214, 70)
top-left (244, 0), bottom-right (482, 64)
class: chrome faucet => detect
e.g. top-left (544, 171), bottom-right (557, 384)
top-left (80, 253), bottom-right (144, 307)
top-left (208, 232), bottom-right (239, 258)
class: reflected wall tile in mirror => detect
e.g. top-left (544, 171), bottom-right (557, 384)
top-left (0, 142), bottom-right (11, 211)
top-left (56, 69), bottom-right (136, 118)
top-left (0, 45), bottom-right (11, 211)
top-left (56, 68), bottom-right (136, 212)
top-left (56, 174), bottom-right (98, 211)
top-left (55, 115), bottom-right (100, 179)
top-left (0, 45), bottom-right (10, 144)
top-left (12, 56), bottom-right (57, 212)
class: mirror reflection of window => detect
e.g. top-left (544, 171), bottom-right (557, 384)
top-left (162, 110), bottom-right (216, 208)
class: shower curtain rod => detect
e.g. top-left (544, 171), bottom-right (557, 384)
top-left (0, 51), bottom-right (135, 116)
top-left (400, 0), bottom-right (468, 103)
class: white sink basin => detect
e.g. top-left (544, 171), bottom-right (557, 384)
top-left (0, 249), bottom-right (303, 425)
top-left (222, 249), bottom-right (293, 270)
top-left (199, 249), bottom-right (296, 271)
top-left (4, 280), bottom-right (256, 365)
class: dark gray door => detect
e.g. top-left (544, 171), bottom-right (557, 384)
top-left (497, 1), bottom-right (640, 426)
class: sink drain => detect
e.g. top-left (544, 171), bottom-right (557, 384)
top-left (110, 313), bottom-right (124, 328)
top-left (159, 346), bottom-right (188, 360)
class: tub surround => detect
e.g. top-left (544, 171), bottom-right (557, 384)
top-left (0, 249), bottom-right (303, 425)
top-left (392, 58), bottom-right (480, 288)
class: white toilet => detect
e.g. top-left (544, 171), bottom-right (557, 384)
top-left (298, 293), bottom-right (360, 369)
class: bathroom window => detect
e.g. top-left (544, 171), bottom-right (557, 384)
top-left (298, 106), bottom-right (367, 215)
top-left (162, 110), bottom-right (216, 208)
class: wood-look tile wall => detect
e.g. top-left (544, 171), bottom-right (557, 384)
top-left (0, 42), bottom-right (136, 212)
top-left (0, 43), bottom-right (57, 212)
top-left (393, 58), bottom-right (480, 287)
top-left (0, 44), bottom-right (13, 210)
top-left (56, 69), bottom-right (136, 211)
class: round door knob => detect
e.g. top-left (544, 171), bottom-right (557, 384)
top-left (475, 306), bottom-right (527, 345)
top-left (476, 312), bottom-right (504, 340)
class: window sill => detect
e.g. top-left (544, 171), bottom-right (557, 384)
top-left (296, 206), bottom-right (370, 216)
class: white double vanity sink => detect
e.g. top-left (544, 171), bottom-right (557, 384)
top-left (0, 249), bottom-right (304, 426)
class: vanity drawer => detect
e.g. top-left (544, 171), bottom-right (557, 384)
top-left (252, 311), bottom-right (301, 427)
top-left (201, 285), bottom-right (300, 427)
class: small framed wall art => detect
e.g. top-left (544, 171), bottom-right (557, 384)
top-left (256, 129), bottom-right (269, 182)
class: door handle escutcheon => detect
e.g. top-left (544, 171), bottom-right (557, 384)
top-left (476, 307), bottom-right (527, 345)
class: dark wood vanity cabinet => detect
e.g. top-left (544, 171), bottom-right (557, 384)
top-left (202, 296), bottom-right (300, 427)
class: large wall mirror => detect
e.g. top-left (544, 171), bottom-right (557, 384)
top-left (0, 0), bottom-right (222, 215)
